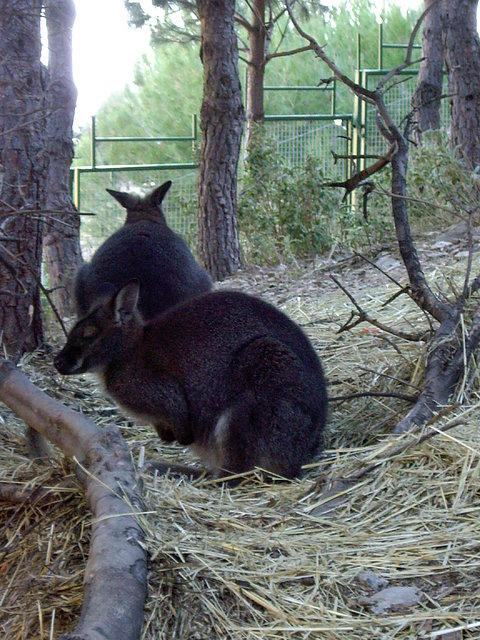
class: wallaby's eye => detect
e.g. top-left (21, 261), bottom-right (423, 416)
top-left (82, 325), bottom-right (98, 339)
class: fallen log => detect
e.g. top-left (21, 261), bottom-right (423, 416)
top-left (0, 359), bottom-right (147, 640)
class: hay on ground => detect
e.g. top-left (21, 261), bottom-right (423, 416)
top-left (1, 246), bottom-right (480, 639)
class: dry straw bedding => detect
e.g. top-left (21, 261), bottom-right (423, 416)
top-left (1, 247), bottom-right (480, 639)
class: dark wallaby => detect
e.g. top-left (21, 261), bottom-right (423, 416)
top-left (54, 283), bottom-right (328, 480)
top-left (74, 181), bottom-right (212, 320)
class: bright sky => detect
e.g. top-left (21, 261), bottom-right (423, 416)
top-left (70, 0), bottom-right (423, 129)
top-left (72, 0), bottom-right (150, 127)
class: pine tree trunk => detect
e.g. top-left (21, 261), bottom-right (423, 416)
top-left (443, 0), bottom-right (480, 168)
top-left (196, 0), bottom-right (244, 280)
top-left (43, 0), bottom-right (83, 318)
top-left (245, 0), bottom-right (266, 154)
top-left (0, 0), bottom-right (47, 356)
top-left (412, 0), bottom-right (443, 142)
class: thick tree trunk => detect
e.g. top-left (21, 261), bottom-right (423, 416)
top-left (43, 0), bottom-right (83, 318)
top-left (0, 0), bottom-right (47, 356)
top-left (412, 0), bottom-right (443, 143)
top-left (245, 0), bottom-right (266, 154)
top-left (196, 0), bottom-right (244, 280)
top-left (442, 0), bottom-right (480, 168)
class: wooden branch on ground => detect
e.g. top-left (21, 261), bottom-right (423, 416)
top-left (352, 251), bottom-right (435, 332)
top-left (394, 307), bottom-right (480, 433)
top-left (0, 481), bottom-right (38, 503)
top-left (329, 391), bottom-right (417, 404)
top-left (140, 458), bottom-right (206, 480)
top-left (0, 359), bottom-right (147, 640)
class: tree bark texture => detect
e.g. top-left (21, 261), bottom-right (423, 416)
top-left (196, 0), bottom-right (244, 281)
top-left (442, 0), bottom-right (480, 168)
top-left (389, 135), bottom-right (449, 324)
top-left (244, 0), bottom-right (266, 153)
top-left (384, 132), bottom-right (476, 433)
top-left (43, 0), bottom-right (83, 318)
top-left (412, 0), bottom-right (443, 142)
top-left (0, 0), bottom-right (47, 355)
top-left (0, 360), bottom-right (148, 640)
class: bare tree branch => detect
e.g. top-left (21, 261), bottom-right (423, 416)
top-left (331, 275), bottom-right (427, 342)
top-left (265, 44), bottom-right (312, 61)
top-left (285, 0), bottom-right (480, 433)
top-left (285, 0), bottom-right (377, 105)
top-left (327, 143), bottom-right (396, 200)
top-left (234, 10), bottom-right (253, 32)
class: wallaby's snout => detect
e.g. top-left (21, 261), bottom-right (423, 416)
top-left (54, 327), bottom-right (94, 376)
top-left (55, 281), bottom-right (142, 378)
top-left (54, 348), bottom-right (82, 375)
top-left (54, 342), bottom-right (98, 375)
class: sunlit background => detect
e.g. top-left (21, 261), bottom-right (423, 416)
top-left (71, 0), bottom-right (150, 127)
top-left (68, 0), bottom-right (424, 128)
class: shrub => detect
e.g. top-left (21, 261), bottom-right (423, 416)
top-left (238, 135), bottom-right (346, 264)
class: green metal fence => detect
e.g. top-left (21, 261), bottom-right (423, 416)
top-left (72, 115), bottom-right (199, 256)
top-left (263, 114), bottom-right (353, 179)
top-left (74, 167), bottom-right (199, 260)
top-left (72, 22), bottom-right (447, 255)
top-left (354, 69), bottom-right (449, 165)
top-left (72, 111), bottom-right (353, 256)
top-left (259, 79), bottom-right (353, 181)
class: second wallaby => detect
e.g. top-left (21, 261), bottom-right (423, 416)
top-left (74, 180), bottom-right (212, 320)
top-left (55, 283), bottom-right (328, 480)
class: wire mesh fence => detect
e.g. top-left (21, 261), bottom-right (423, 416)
top-left (73, 63), bottom-right (449, 258)
top-left (263, 116), bottom-right (352, 180)
top-left (77, 168), bottom-right (198, 259)
top-left (75, 116), bottom-right (353, 257)
top-left (361, 70), bottom-right (450, 160)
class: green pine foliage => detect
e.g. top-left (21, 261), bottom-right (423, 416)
top-left (74, 43), bottom-right (202, 167)
top-left (407, 130), bottom-right (480, 227)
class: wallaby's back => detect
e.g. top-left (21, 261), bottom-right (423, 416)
top-left (74, 180), bottom-right (212, 320)
top-left (144, 292), bottom-right (326, 472)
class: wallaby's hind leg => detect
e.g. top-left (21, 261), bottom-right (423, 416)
top-left (215, 336), bottom-right (325, 479)
top-left (216, 396), bottom-right (322, 479)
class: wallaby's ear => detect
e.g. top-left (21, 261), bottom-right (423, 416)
top-left (106, 188), bottom-right (140, 211)
top-left (150, 181), bottom-right (172, 209)
top-left (112, 280), bottom-right (140, 323)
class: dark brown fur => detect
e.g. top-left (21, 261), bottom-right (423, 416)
top-left (74, 181), bottom-right (212, 320)
top-left (55, 283), bottom-right (328, 479)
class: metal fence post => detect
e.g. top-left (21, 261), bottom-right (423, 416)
top-left (90, 116), bottom-right (96, 169)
